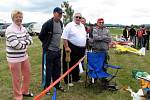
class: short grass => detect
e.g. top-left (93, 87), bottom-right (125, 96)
top-left (0, 28), bottom-right (150, 100)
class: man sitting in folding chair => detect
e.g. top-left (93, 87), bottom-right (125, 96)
top-left (87, 17), bottom-right (120, 90)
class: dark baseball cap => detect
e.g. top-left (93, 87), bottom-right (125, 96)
top-left (53, 7), bottom-right (63, 13)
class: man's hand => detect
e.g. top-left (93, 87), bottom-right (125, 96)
top-left (65, 47), bottom-right (71, 53)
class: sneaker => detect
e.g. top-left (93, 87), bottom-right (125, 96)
top-left (77, 80), bottom-right (84, 83)
top-left (46, 91), bottom-right (51, 95)
top-left (23, 92), bottom-right (34, 97)
top-left (56, 86), bottom-right (67, 92)
top-left (68, 83), bottom-right (74, 87)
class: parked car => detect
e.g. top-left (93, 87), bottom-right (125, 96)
top-left (27, 22), bottom-right (43, 36)
top-left (0, 25), bottom-right (7, 37)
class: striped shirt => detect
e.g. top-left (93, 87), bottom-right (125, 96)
top-left (5, 23), bottom-right (33, 63)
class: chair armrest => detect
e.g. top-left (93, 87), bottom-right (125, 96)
top-left (104, 64), bottom-right (121, 69)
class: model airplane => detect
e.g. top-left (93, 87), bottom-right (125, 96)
top-left (115, 44), bottom-right (145, 56)
top-left (110, 41), bottom-right (134, 48)
top-left (124, 86), bottom-right (145, 100)
top-left (113, 35), bottom-right (134, 46)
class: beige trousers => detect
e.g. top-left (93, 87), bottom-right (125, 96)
top-left (8, 58), bottom-right (31, 100)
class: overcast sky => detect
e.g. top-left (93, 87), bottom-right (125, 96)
top-left (0, 0), bottom-right (150, 25)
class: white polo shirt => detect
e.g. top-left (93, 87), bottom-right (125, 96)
top-left (61, 21), bottom-right (86, 47)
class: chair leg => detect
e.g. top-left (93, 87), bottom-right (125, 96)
top-left (85, 68), bottom-right (95, 88)
top-left (101, 78), bottom-right (109, 89)
top-left (85, 72), bottom-right (87, 88)
top-left (85, 76), bottom-right (93, 88)
top-left (85, 71), bottom-right (95, 88)
top-left (85, 71), bottom-right (90, 88)
top-left (100, 78), bottom-right (119, 91)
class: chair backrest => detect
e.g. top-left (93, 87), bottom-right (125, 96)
top-left (87, 52), bottom-right (106, 72)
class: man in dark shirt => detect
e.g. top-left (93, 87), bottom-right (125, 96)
top-left (39, 7), bottom-right (66, 94)
top-left (129, 25), bottom-right (136, 46)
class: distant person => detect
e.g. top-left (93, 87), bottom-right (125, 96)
top-left (38, 7), bottom-right (66, 94)
top-left (81, 17), bottom-right (86, 26)
top-left (115, 35), bottom-right (126, 42)
top-left (123, 26), bottom-right (129, 41)
top-left (81, 17), bottom-right (87, 34)
top-left (5, 10), bottom-right (33, 100)
top-left (136, 26), bottom-right (144, 48)
top-left (88, 25), bottom-right (94, 50)
top-left (80, 17), bottom-right (88, 70)
top-left (81, 17), bottom-right (91, 50)
top-left (142, 25), bottom-right (149, 50)
top-left (129, 25), bottom-right (136, 46)
top-left (146, 28), bottom-right (150, 50)
top-left (61, 12), bottom-right (87, 86)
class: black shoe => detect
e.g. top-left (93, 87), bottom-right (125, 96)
top-left (23, 92), bottom-right (34, 97)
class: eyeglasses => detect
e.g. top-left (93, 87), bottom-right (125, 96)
top-left (75, 16), bottom-right (82, 19)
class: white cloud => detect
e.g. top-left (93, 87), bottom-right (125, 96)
top-left (69, 0), bottom-right (150, 25)
top-left (0, 0), bottom-right (150, 25)
top-left (0, 11), bottom-right (52, 23)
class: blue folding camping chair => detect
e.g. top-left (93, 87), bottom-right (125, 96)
top-left (85, 51), bottom-right (121, 91)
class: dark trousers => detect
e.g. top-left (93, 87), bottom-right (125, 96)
top-left (130, 36), bottom-right (136, 48)
top-left (44, 49), bottom-right (61, 89)
top-left (147, 35), bottom-right (149, 50)
top-left (143, 35), bottom-right (149, 50)
top-left (137, 37), bottom-right (143, 48)
top-left (63, 41), bottom-right (86, 84)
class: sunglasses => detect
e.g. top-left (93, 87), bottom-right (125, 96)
top-left (75, 16), bottom-right (82, 19)
top-left (98, 22), bottom-right (104, 23)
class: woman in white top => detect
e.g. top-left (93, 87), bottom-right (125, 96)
top-left (5, 10), bottom-right (33, 100)
top-left (61, 13), bottom-right (86, 86)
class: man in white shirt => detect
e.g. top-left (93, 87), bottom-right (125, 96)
top-left (61, 13), bottom-right (86, 86)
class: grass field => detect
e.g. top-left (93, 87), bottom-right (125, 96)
top-left (0, 28), bottom-right (150, 100)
